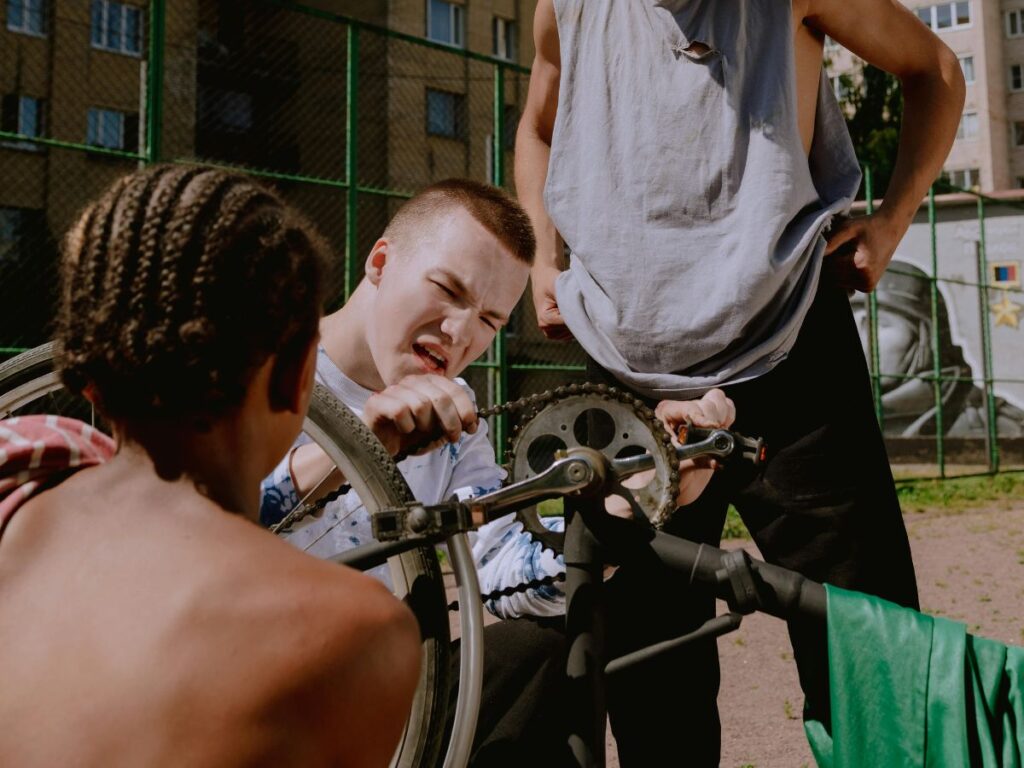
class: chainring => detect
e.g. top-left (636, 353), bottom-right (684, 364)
top-left (507, 385), bottom-right (679, 555)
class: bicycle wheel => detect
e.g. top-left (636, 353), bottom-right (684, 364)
top-left (0, 343), bottom-right (462, 768)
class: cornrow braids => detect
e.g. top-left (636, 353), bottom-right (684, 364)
top-left (178, 180), bottom-right (272, 339)
top-left (95, 169), bottom-right (165, 336)
top-left (148, 171), bottom-right (239, 353)
top-left (55, 164), bottom-right (330, 424)
top-left (123, 167), bottom-right (206, 366)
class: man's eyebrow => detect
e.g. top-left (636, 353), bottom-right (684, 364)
top-left (433, 268), bottom-right (509, 323)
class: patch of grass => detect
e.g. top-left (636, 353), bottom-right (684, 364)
top-left (723, 505), bottom-right (751, 540)
top-left (895, 472), bottom-right (1024, 515)
top-left (537, 498), bottom-right (563, 517)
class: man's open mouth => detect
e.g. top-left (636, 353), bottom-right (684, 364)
top-left (413, 343), bottom-right (448, 373)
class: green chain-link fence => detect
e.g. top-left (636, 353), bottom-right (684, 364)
top-left (2, 0), bottom-right (1022, 477)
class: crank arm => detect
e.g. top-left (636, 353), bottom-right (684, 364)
top-left (372, 452), bottom-right (604, 541)
top-left (677, 426), bottom-right (766, 466)
top-left (468, 452), bottom-right (604, 523)
top-left (606, 427), bottom-right (765, 486)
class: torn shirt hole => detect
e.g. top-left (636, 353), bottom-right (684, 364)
top-left (672, 39), bottom-right (716, 61)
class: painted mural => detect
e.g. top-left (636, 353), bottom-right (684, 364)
top-left (847, 200), bottom-right (1024, 441)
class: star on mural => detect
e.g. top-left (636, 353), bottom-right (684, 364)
top-left (991, 292), bottom-right (1022, 329)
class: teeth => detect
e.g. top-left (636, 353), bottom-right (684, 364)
top-left (425, 349), bottom-right (445, 366)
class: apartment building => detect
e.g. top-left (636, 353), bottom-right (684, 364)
top-left (1, 0), bottom-right (197, 348)
top-left (827, 0), bottom-right (1024, 192)
top-left (0, 0), bottom-right (537, 350)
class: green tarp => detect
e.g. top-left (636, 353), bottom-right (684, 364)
top-left (805, 585), bottom-right (1024, 767)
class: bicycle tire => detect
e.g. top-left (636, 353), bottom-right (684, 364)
top-left (0, 343), bottom-right (454, 768)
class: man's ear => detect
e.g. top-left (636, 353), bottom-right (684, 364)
top-left (364, 238), bottom-right (390, 287)
top-left (269, 337), bottom-right (318, 414)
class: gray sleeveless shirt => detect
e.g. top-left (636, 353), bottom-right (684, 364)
top-left (545, 0), bottom-right (861, 398)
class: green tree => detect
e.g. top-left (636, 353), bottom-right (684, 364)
top-left (837, 63), bottom-right (903, 200)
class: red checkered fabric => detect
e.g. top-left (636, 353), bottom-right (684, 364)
top-left (0, 415), bottom-right (115, 539)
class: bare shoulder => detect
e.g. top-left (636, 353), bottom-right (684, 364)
top-left (197, 520), bottom-right (422, 765)
top-left (533, 0), bottom-right (559, 66)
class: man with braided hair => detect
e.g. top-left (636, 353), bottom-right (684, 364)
top-left (0, 165), bottom-right (421, 768)
top-left (259, 177), bottom-right (734, 765)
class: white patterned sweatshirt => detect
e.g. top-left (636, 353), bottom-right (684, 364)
top-left (259, 348), bottom-right (565, 619)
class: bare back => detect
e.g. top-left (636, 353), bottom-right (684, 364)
top-left (0, 462), bottom-right (419, 768)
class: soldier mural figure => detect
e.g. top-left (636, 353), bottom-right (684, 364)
top-left (850, 260), bottom-right (1024, 438)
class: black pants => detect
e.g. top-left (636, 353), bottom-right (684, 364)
top-left (593, 278), bottom-right (919, 766)
top-left (442, 618), bottom-right (574, 768)
top-left (454, 279), bottom-right (918, 766)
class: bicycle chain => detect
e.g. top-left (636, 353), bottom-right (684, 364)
top-left (275, 382), bottom-right (676, 608)
top-left (269, 390), bottom-right (557, 533)
top-left (446, 572), bottom-right (567, 612)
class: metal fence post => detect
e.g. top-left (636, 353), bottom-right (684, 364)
top-left (344, 23), bottom-right (361, 301)
top-left (928, 185), bottom-right (945, 476)
top-left (976, 197), bottom-right (1000, 472)
top-left (145, 0), bottom-right (166, 164)
top-left (864, 166), bottom-right (884, 429)
top-left (492, 63), bottom-right (509, 450)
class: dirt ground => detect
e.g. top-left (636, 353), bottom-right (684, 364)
top-left (448, 503), bottom-right (1024, 767)
top-left (712, 504), bottom-right (1024, 768)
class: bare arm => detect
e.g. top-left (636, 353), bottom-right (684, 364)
top-left (514, 0), bottom-right (573, 340)
top-left (307, 579), bottom-right (422, 768)
top-left (803, 0), bottom-right (965, 290)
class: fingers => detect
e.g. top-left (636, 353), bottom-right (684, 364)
top-left (699, 388), bottom-right (736, 428)
top-left (364, 375), bottom-right (479, 454)
top-left (538, 304), bottom-right (575, 341)
top-left (540, 322), bottom-right (575, 341)
top-left (823, 218), bottom-right (860, 256)
top-left (655, 389), bottom-right (737, 433)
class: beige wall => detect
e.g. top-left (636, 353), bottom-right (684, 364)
top-left (826, 0), bottom-right (1024, 192)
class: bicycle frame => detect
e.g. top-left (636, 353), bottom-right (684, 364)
top-left (561, 498), bottom-right (826, 768)
top-left (370, 429), bottom-right (825, 768)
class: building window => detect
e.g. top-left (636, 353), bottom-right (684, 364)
top-left (90, 0), bottom-right (143, 56)
top-left (959, 55), bottom-right (974, 84)
top-left (198, 87), bottom-right (254, 134)
top-left (426, 0), bottom-right (464, 48)
top-left (916, 2), bottom-right (971, 31)
top-left (6, 0), bottom-right (44, 35)
top-left (942, 167), bottom-right (980, 189)
top-left (1012, 64), bottom-right (1024, 91)
top-left (956, 111), bottom-right (978, 140)
top-left (426, 89), bottom-right (466, 140)
top-left (1008, 8), bottom-right (1024, 37)
top-left (86, 107), bottom-right (138, 151)
top-left (1015, 121), bottom-right (1024, 146)
top-left (0, 207), bottom-right (32, 265)
top-left (1, 95), bottom-right (43, 139)
top-left (493, 17), bottom-right (517, 61)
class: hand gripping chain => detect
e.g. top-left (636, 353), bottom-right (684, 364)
top-left (277, 382), bottom-right (765, 607)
